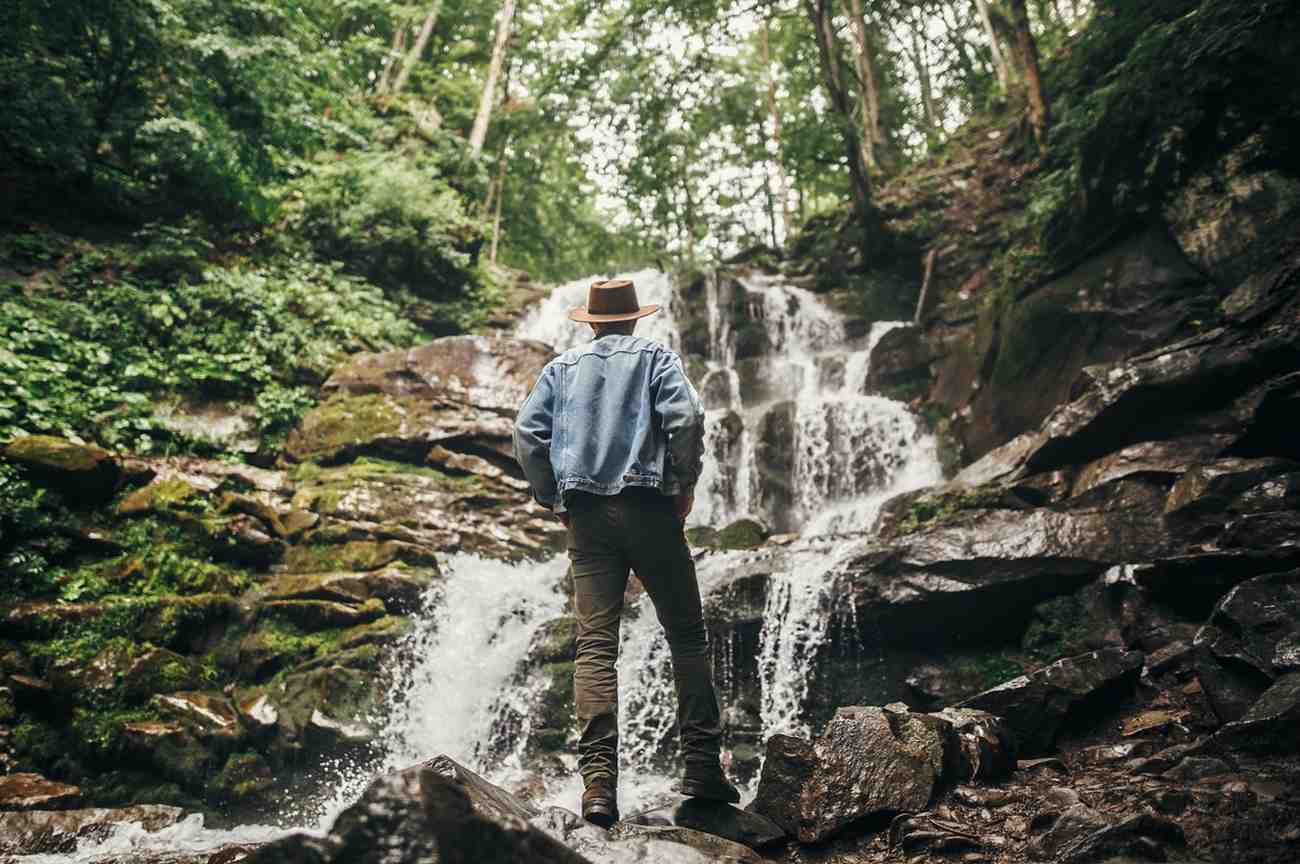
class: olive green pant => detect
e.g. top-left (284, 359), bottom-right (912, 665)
top-left (565, 489), bottom-right (723, 786)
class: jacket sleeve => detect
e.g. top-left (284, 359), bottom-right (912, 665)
top-left (513, 364), bottom-right (559, 509)
top-left (651, 349), bottom-right (706, 494)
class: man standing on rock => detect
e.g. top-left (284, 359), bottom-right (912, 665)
top-left (513, 278), bottom-right (740, 826)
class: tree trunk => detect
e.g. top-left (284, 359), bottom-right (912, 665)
top-left (908, 7), bottom-right (940, 149)
top-left (489, 150), bottom-right (507, 264)
top-left (760, 19), bottom-right (794, 242)
top-left (803, 0), bottom-right (874, 228)
top-left (390, 0), bottom-right (445, 97)
top-left (469, 0), bottom-right (518, 157)
top-left (1004, 0), bottom-right (1050, 148)
top-left (376, 23), bottom-right (408, 95)
top-left (974, 0), bottom-right (1013, 92)
top-left (846, 0), bottom-right (880, 172)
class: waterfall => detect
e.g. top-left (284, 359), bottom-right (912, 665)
top-left (313, 554), bottom-right (570, 825)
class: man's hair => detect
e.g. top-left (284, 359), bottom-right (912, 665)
top-left (592, 320), bottom-right (637, 336)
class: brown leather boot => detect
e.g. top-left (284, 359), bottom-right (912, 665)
top-left (581, 779), bottom-right (619, 827)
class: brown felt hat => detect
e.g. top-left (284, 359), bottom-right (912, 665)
top-left (568, 279), bottom-right (660, 323)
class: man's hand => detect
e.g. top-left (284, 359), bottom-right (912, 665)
top-left (556, 510), bottom-right (570, 527)
top-left (674, 493), bottom-right (694, 523)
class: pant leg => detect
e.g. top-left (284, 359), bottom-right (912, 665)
top-left (567, 494), bottom-right (630, 785)
top-left (619, 497), bottom-right (724, 775)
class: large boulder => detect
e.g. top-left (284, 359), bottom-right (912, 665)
top-left (284, 336), bottom-right (553, 467)
top-left (0, 774), bottom-right (81, 811)
top-left (249, 755), bottom-right (761, 864)
top-left (1192, 568), bottom-right (1300, 723)
top-left (748, 704), bottom-right (1012, 844)
top-left (2, 436), bottom-right (121, 504)
top-left (844, 478), bottom-right (1171, 650)
top-left (959, 648), bottom-right (1143, 755)
top-left (289, 458), bottom-right (561, 562)
top-left (0, 804), bottom-right (184, 855)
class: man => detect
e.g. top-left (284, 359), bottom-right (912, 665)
top-left (513, 278), bottom-right (740, 827)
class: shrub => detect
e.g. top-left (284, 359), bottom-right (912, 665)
top-left (294, 150), bottom-right (486, 297)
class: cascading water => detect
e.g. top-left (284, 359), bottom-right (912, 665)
top-left (514, 267), bottom-right (945, 806)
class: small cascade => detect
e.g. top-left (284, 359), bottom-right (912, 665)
top-left (516, 268), bottom-right (680, 353)
top-left (314, 554), bottom-right (569, 825)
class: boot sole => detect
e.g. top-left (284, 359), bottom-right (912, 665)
top-left (583, 802), bottom-right (619, 827)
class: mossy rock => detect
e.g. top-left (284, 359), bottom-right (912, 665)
top-left (338, 615), bottom-right (412, 651)
top-left (283, 393), bottom-right (423, 464)
top-left (117, 478), bottom-right (206, 517)
top-left (211, 751), bottom-right (274, 804)
top-left (122, 649), bottom-right (215, 702)
top-left (281, 540), bottom-right (439, 574)
top-left (528, 661), bottom-right (575, 752)
top-left (11, 720), bottom-right (63, 772)
top-left (259, 597), bottom-right (385, 631)
top-left (0, 685), bottom-right (14, 722)
top-left (686, 526), bottom-right (720, 548)
top-left (3, 435), bottom-right (121, 504)
top-left (716, 519), bottom-right (769, 550)
top-left (529, 616), bottom-right (576, 664)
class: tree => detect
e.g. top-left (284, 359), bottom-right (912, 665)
top-left (380, 1), bottom-right (446, 97)
top-left (469, 0), bottom-right (518, 157)
top-left (803, 0), bottom-right (876, 228)
top-left (1003, 0), bottom-right (1050, 148)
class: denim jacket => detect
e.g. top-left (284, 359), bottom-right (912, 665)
top-left (513, 334), bottom-right (705, 512)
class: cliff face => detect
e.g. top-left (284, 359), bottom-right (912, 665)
top-left (810, 0), bottom-right (1300, 466)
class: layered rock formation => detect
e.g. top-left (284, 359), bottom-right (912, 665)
top-left (0, 336), bottom-right (559, 821)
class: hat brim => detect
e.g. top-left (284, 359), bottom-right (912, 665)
top-left (568, 304), bottom-right (660, 323)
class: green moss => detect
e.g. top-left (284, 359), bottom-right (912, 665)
top-left (894, 487), bottom-right (1006, 536)
top-left (116, 478), bottom-right (205, 516)
top-left (717, 518), bottom-right (768, 549)
top-left (12, 720), bottom-right (62, 769)
top-left (286, 393), bottom-right (406, 462)
top-left (3, 435), bottom-right (112, 473)
top-left (70, 706), bottom-right (161, 762)
top-left (212, 751), bottom-right (273, 803)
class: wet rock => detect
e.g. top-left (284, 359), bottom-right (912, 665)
top-left (1162, 755), bottom-right (1232, 782)
top-left (628, 800), bottom-right (784, 850)
top-left (248, 755), bottom-right (587, 864)
top-left (1165, 457), bottom-right (1300, 517)
top-left (845, 480), bottom-right (1170, 650)
top-left (748, 704), bottom-right (1008, 843)
top-left (863, 325), bottom-right (931, 394)
top-left (2, 435), bottom-right (121, 503)
top-left (1198, 569), bottom-right (1300, 681)
top-left (289, 458), bottom-right (558, 561)
top-left (285, 335), bottom-right (553, 465)
top-left (1210, 672), bottom-right (1300, 753)
top-left (119, 722), bottom-right (221, 793)
top-left (960, 648), bottom-right (1143, 755)
top-left (261, 567), bottom-right (435, 616)
top-left (123, 649), bottom-right (213, 702)
top-left (1071, 436), bottom-right (1232, 497)
top-left (716, 518), bottom-right (769, 550)
top-left (1057, 813), bottom-right (1188, 864)
top-left (281, 540), bottom-right (439, 575)
top-left (0, 804), bottom-right (184, 855)
top-left (152, 692), bottom-right (245, 743)
top-left (259, 597), bottom-right (385, 630)
top-left (1027, 802), bottom-right (1106, 859)
top-left (0, 773), bottom-right (81, 811)
top-left (117, 477), bottom-right (206, 516)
